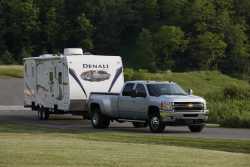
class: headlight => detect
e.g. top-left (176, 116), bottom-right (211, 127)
top-left (203, 102), bottom-right (207, 110)
top-left (160, 101), bottom-right (173, 111)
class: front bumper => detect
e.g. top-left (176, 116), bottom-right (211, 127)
top-left (160, 110), bottom-right (208, 125)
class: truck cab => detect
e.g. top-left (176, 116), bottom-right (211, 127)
top-left (89, 81), bottom-right (209, 133)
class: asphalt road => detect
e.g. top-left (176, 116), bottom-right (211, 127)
top-left (0, 78), bottom-right (23, 105)
top-left (0, 108), bottom-right (250, 140)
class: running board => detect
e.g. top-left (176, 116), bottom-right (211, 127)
top-left (116, 119), bottom-right (146, 123)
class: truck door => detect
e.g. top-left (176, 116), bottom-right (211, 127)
top-left (133, 84), bottom-right (148, 119)
top-left (118, 83), bottom-right (136, 119)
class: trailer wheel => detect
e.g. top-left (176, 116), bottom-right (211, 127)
top-left (37, 110), bottom-right (42, 120)
top-left (44, 109), bottom-right (50, 120)
top-left (91, 107), bottom-right (110, 129)
top-left (37, 107), bottom-right (49, 120)
top-left (38, 109), bottom-right (45, 120)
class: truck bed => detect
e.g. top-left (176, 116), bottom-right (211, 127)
top-left (89, 92), bottom-right (120, 118)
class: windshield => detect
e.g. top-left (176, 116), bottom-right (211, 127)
top-left (147, 83), bottom-right (187, 96)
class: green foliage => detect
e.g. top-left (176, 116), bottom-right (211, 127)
top-left (154, 25), bottom-right (187, 69)
top-left (0, 51), bottom-right (16, 65)
top-left (0, 65), bottom-right (23, 78)
top-left (223, 85), bottom-right (250, 100)
top-left (134, 28), bottom-right (156, 71)
top-left (190, 32), bottom-right (227, 69)
top-left (0, 0), bottom-right (250, 76)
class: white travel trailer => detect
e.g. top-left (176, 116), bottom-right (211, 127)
top-left (24, 48), bottom-right (124, 120)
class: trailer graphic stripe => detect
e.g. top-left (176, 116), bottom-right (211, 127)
top-left (69, 68), bottom-right (87, 97)
top-left (108, 67), bottom-right (123, 92)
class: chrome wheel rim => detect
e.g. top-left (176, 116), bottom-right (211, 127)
top-left (92, 112), bottom-right (99, 125)
top-left (151, 116), bottom-right (160, 129)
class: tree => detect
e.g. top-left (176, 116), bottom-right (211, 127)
top-left (220, 24), bottom-right (250, 74)
top-left (1, 0), bottom-right (39, 62)
top-left (135, 28), bottom-right (156, 71)
top-left (78, 13), bottom-right (94, 50)
top-left (183, 0), bottom-right (216, 34)
top-left (158, 0), bottom-right (188, 26)
top-left (154, 25), bottom-right (187, 70)
top-left (190, 32), bottom-right (227, 69)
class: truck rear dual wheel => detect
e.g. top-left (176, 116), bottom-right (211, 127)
top-left (188, 124), bottom-right (205, 133)
top-left (91, 107), bottom-right (110, 129)
top-left (149, 114), bottom-right (165, 133)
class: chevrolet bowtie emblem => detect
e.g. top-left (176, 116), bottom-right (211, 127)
top-left (187, 103), bottom-right (193, 108)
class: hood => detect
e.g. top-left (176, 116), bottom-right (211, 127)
top-left (160, 95), bottom-right (206, 103)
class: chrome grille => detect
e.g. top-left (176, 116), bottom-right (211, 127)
top-left (174, 102), bottom-right (204, 112)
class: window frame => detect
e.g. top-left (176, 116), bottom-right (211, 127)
top-left (122, 83), bottom-right (135, 97)
top-left (135, 84), bottom-right (147, 97)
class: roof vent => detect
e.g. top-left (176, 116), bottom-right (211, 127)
top-left (40, 54), bottom-right (54, 58)
top-left (64, 48), bottom-right (83, 56)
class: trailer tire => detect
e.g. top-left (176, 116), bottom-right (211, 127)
top-left (91, 107), bottom-right (110, 129)
top-left (44, 110), bottom-right (50, 120)
top-left (37, 107), bottom-right (49, 120)
top-left (38, 109), bottom-right (45, 120)
top-left (37, 110), bottom-right (43, 120)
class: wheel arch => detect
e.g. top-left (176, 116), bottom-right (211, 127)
top-left (148, 105), bottom-right (160, 117)
top-left (90, 103), bottom-right (101, 112)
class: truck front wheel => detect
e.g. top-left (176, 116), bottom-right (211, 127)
top-left (91, 107), bottom-right (110, 129)
top-left (149, 114), bottom-right (165, 133)
top-left (188, 124), bottom-right (205, 133)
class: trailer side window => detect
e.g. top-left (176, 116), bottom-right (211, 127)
top-left (58, 72), bottom-right (62, 84)
top-left (49, 72), bottom-right (53, 82)
top-left (122, 83), bottom-right (135, 96)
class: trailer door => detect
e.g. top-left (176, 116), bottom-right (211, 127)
top-left (55, 62), bottom-right (64, 103)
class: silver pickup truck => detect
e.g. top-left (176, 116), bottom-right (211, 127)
top-left (88, 81), bottom-right (208, 133)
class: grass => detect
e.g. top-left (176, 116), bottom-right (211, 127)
top-left (0, 123), bottom-right (250, 167)
top-left (0, 65), bottom-right (23, 78)
top-left (1, 123), bottom-right (250, 154)
top-left (1, 134), bottom-right (250, 167)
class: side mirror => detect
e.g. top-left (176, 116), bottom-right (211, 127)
top-left (188, 89), bottom-right (193, 95)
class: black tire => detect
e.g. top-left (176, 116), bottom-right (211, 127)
top-left (37, 107), bottom-right (45, 120)
top-left (188, 124), bottom-right (205, 133)
top-left (132, 122), bottom-right (148, 128)
top-left (44, 109), bottom-right (50, 120)
top-left (38, 107), bottom-right (49, 120)
top-left (91, 107), bottom-right (110, 129)
top-left (37, 110), bottom-right (43, 120)
top-left (149, 114), bottom-right (165, 133)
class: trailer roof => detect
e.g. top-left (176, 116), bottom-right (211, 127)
top-left (23, 54), bottom-right (121, 61)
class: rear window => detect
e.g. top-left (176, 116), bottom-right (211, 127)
top-left (122, 83), bottom-right (135, 96)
